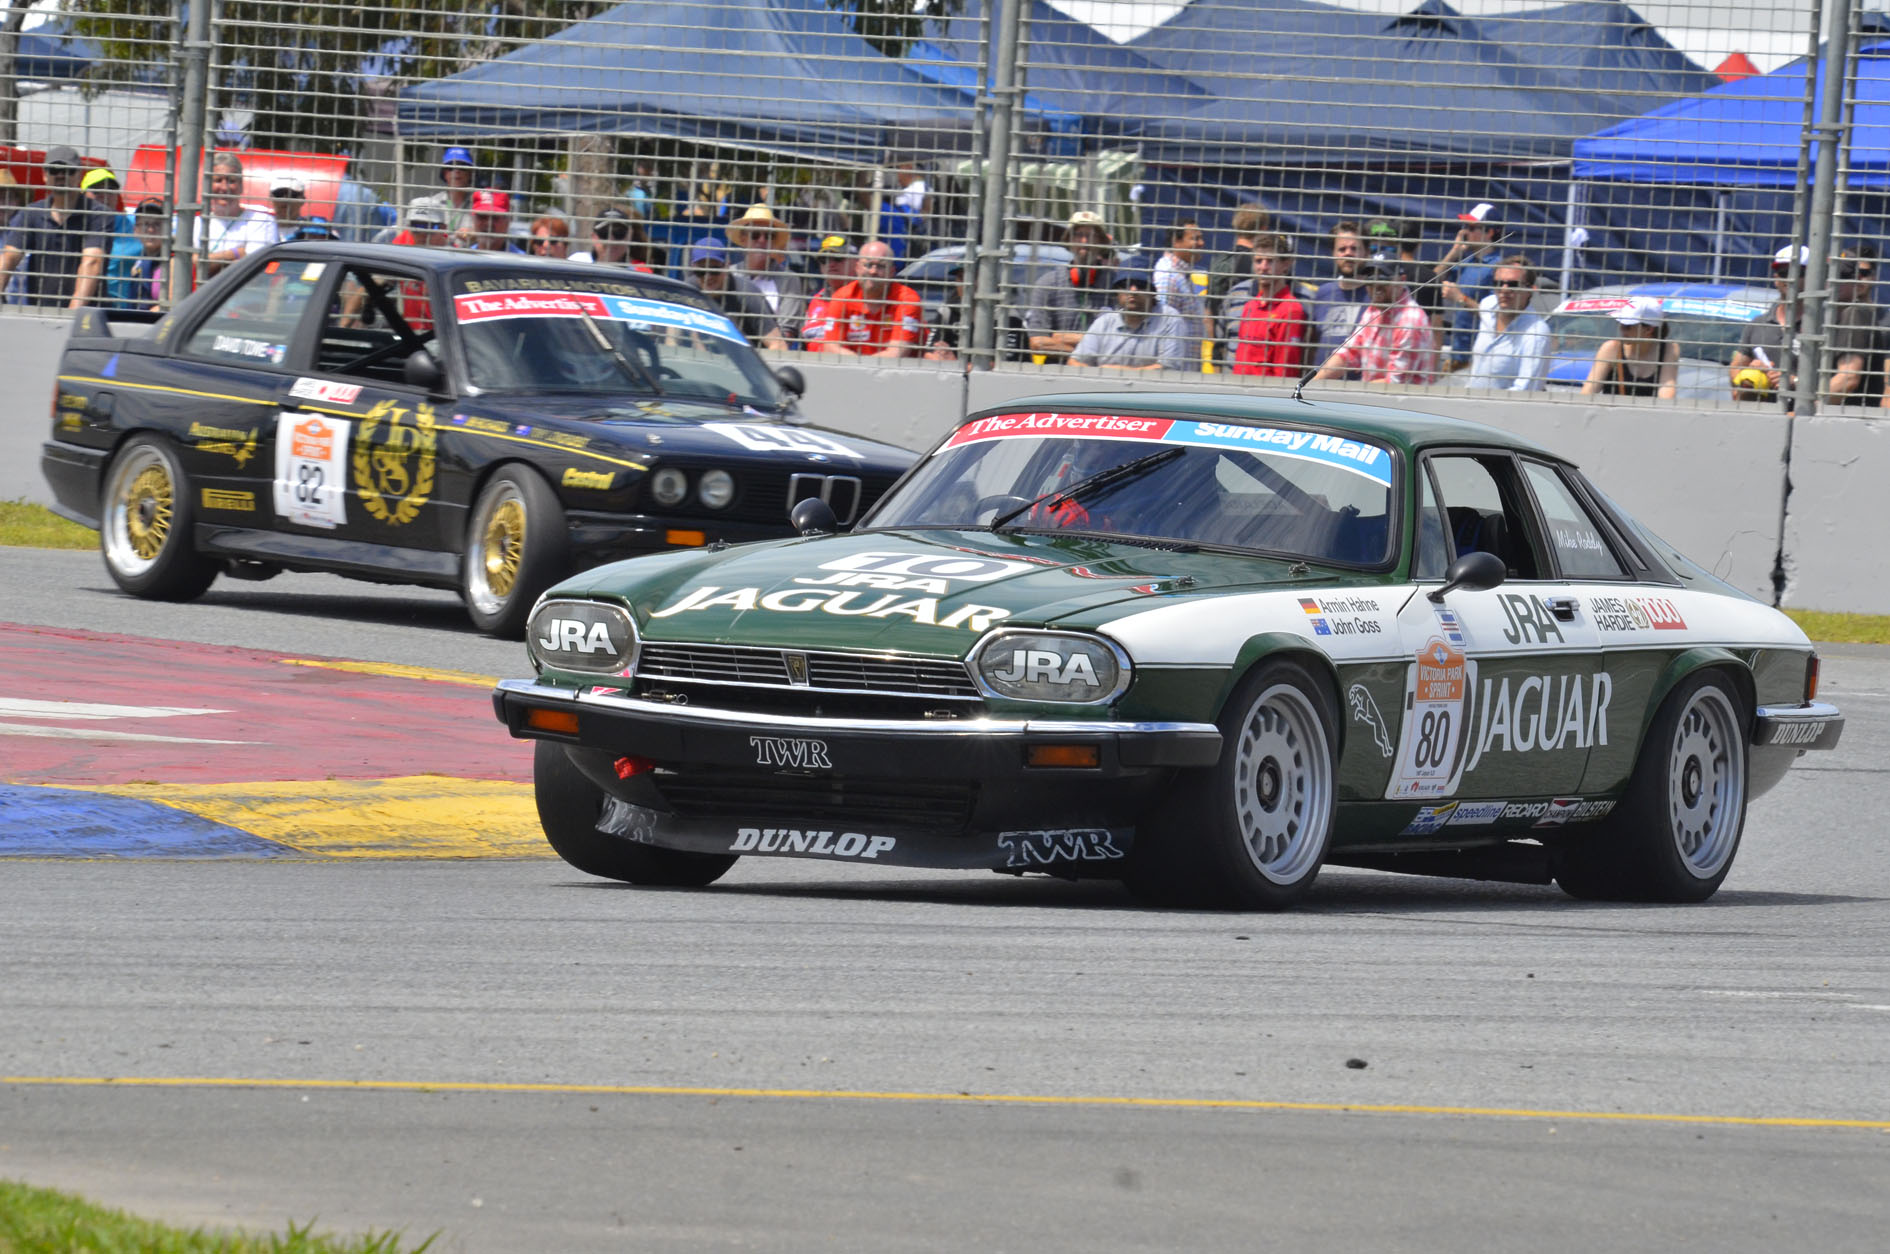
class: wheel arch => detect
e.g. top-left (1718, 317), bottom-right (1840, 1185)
top-left (1217, 633), bottom-right (1345, 748)
top-left (1638, 648), bottom-right (1756, 747)
top-left (462, 457), bottom-right (562, 540)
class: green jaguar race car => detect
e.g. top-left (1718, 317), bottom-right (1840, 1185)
top-left (492, 392), bottom-right (1842, 909)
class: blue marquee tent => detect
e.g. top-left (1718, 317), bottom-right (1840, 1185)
top-left (395, 0), bottom-right (1079, 164)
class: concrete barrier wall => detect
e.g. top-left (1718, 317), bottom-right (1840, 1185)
top-left (7, 312), bottom-right (1879, 612)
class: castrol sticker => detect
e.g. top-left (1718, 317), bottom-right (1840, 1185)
top-left (273, 412), bottom-right (350, 528)
top-left (1387, 635), bottom-right (1478, 800)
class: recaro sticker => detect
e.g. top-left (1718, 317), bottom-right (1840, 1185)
top-left (944, 412), bottom-right (1393, 486)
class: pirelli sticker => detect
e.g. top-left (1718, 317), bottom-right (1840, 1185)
top-left (201, 488), bottom-right (256, 512)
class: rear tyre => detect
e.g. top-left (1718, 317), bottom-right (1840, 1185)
top-left (1127, 659), bottom-right (1338, 910)
top-left (534, 741), bottom-right (737, 887)
top-left (1556, 671), bottom-right (1748, 903)
top-left (99, 435), bottom-right (218, 601)
top-left (463, 466), bottom-right (568, 637)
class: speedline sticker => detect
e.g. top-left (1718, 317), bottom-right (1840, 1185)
top-left (944, 412), bottom-right (1392, 485)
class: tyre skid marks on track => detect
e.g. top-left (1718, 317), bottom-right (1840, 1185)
top-left (1, 1075), bottom-right (1886, 1132)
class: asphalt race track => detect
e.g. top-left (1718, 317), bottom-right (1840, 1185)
top-left (2, 547), bottom-right (1887, 1253)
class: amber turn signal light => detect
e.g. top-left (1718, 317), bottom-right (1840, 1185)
top-left (524, 707), bottom-right (580, 735)
top-left (1806, 653), bottom-right (1821, 702)
top-left (1026, 744), bottom-right (1101, 769)
top-left (666, 529), bottom-right (707, 547)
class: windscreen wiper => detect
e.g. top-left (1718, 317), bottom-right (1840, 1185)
top-left (990, 447), bottom-right (1184, 532)
top-left (574, 307), bottom-right (663, 395)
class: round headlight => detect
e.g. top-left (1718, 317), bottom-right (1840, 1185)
top-left (650, 467), bottom-right (689, 507)
top-left (973, 631), bottom-right (1128, 705)
top-left (698, 469), bottom-right (736, 510)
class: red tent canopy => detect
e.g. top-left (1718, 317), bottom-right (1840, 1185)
top-left (1714, 51), bottom-right (1761, 82)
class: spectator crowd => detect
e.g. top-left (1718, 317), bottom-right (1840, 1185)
top-left (5, 138), bottom-right (1884, 409)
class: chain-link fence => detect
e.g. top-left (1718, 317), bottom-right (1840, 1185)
top-left (0, 0), bottom-right (1883, 414)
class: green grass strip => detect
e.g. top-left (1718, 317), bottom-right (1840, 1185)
top-left (0, 500), bottom-right (93, 550)
top-left (1784, 610), bottom-right (1890, 646)
top-left (0, 1178), bottom-right (435, 1253)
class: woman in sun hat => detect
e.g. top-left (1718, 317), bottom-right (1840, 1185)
top-left (1581, 295), bottom-right (1679, 399)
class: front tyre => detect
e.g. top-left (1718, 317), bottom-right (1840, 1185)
top-left (533, 741), bottom-right (737, 887)
top-left (462, 466), bottom-right (568, 637)
top-left (99, 435), bottom-right (218, 601)
top-left (1557, 671), bottom-right (1749, 903)
top-left (1130, 659), bottom-right (1338, 910)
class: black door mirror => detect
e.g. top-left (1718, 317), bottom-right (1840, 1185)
top-left (790, 496), bottom-right (838, 536)
top-left (403, 349), bottom-right (445, 392)
top-left (1427, 550), bottom-right (1507, 603)
top-left (773, 365), bottom-right (806, 397)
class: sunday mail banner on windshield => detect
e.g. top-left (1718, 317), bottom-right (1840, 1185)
top-left (451, 290), bottom-right (744, 343)
top-left (944, 412), bottom-right (1393, 487)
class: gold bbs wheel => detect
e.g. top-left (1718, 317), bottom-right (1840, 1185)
top-left (462, 467), bottom-right (568, 638)
top-left (99, 436), bottom-right (218, 601)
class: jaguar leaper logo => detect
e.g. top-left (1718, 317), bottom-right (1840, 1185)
top-left (352, 400), bottom-right (437, 526)
top-left (1347, 683), bottom-right (1394, 759)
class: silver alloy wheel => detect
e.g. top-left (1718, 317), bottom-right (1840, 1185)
top-left (1668, 684), bottom-right (1746, 879)
top-left (1232, 681), bottom-right (1333, 884)
top-left (466, 479), bottom-right (528, 617)
top-left (101, 442), bottom-right (175, 579)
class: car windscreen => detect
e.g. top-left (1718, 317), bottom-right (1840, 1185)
top-left (1551, 308), bottom-right (1768, 367)
top-left (448, 279), bottom-right (787, 407)
top-left (868, 415), bottom-right (1396, 565)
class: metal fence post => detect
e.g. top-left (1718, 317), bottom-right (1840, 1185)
top-left (970, 0), bottom-right (1023, 370)
top-left (1793, 0), bottom-right (1854, 420)
top-left (171, 0), bottom-right (213, 306)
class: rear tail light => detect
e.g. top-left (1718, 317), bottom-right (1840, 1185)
top-left (1806, 653), bottom-right (1821, 703)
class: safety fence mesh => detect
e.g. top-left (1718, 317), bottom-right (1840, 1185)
top-left (2, 0), bottom-right (1882, 413)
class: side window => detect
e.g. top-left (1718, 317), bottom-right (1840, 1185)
top-left (1521, 460), bottom-right (1628, 579)
top-left (315, 267), bottom-right (435, 385)
top-left (1424, 453), bottom-right (1544, 580)
top-left (1414, 463), bottom-right (1449, 580)
top-left (184, 260), bottom-right (322, 366)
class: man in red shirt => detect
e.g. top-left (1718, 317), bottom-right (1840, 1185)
top-left (1229, 233), bottom-right (1307, 377)
top-left (817, 239), bottom-right (922, 358)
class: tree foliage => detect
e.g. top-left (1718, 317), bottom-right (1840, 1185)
top-left (825, 0), bottom-right (965, 60)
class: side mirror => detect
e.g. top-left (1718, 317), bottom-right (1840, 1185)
top-left (403, 349), bottom-right (445, 392)
top-left (773, 365), bottom-right (806, 397)
top-left (1427, 550), bottom-right (1507, 603)
top-left (790, 496), bottom-right (838, 536)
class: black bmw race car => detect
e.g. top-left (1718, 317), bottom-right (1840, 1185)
top-left (40, 242), bottom-right (916, 634)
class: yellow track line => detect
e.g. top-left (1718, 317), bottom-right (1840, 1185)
top-left (3, 1076), bottom-right (1885, 1131)
top-left (278, 658), bottom-right (500, 688)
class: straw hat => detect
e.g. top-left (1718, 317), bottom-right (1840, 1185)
top-left (728, 203), bottom-right (789, 250)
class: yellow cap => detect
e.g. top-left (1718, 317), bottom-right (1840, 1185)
top-left (1733, 367), bottom-right (1773, 392)
top-left (80, 166), bottom-right (118, 191)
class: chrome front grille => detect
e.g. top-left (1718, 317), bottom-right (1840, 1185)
top-left (636, 642), bottom-right (978, 700)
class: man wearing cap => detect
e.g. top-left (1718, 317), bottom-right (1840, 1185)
top-left (1731, 245), bottom-right (1879, 406)
top-left (688, 237), bottom-right (786, 351)
top-left (1068, 276), bottom-right (1191, 372)
top-left (798, 235), bottom-right (855, 348)
top-left (1151, 219), bottom-right (1209, 367)
top-left (1305, 220), bottom-right (1371, 373)
top-left (459, 189), bottom-right (519, 252)
top-left (393, 197), bottom-right (450, 249)
top-left (194, 153), bottom-right (279, 279)
top-left (1436, 202), bottom-right (1503, 370)
top-left (1309, 253), bottom-right (1437, 386)
top-left (816, 239), bottom-right (923, 359)
top-left (82, 167), bottom-right (141, 311)
top-left (1024, 210), bottom-right (1117, 363)
top-left (570, 206), bottom-right (652, 271)
top-left (1466, 255), bottom-right (1550, 392)
top-left (439, 146), bottom-right (476, 238)
top-left (270, 174), bottom-right (309, 237)
top-left (729, 204), bottom-right (806, 333)
top-left (0, 145), bottom-right (113, 308)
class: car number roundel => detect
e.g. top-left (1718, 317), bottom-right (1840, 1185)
top-left (1387, 634), bottom-right (1478, 800)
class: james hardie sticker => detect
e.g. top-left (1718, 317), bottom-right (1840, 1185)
top-left (1387, 634), bottom-right (1477, 800)
top-left (351, 400), bottom-right (437, 527)
top-left (273, 412), bottom-right (350, 528)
